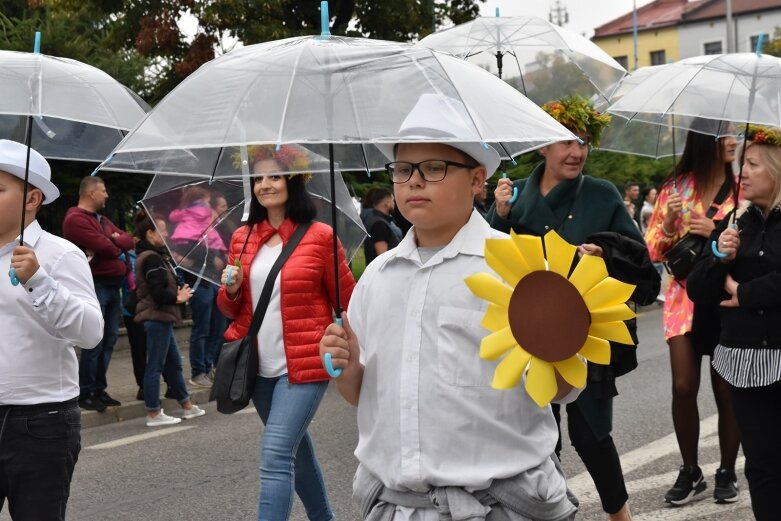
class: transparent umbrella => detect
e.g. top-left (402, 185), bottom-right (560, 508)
top-left (418, 13), bottom-right (628, 106)
top-left (0, 46), bottom-right (148, 162)
top-left (140, 147), bottom-right (366, 287)
top-left (96, 20), bottom-right (577, 318)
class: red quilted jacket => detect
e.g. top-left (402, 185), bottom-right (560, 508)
top-left (216, 218), bottom-right (355, 383)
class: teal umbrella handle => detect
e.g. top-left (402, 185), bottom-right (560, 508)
top-left (324, 317), bottom-right (344, 378)
top-left (9, 267), bottom-right (20, 286)
top-left (502, 173), bottom-right (518, 204)
top-left (225, 266), bottom-right (233, 286)
top-left (711, 240), bottom-right (728, 259)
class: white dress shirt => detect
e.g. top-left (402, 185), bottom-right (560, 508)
top-left (0, 220), bottom-right (103, 405)
top-left (348, 210), bottom-right (582, 492)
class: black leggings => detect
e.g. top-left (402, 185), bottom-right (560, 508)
top-left (730, 381), bottom-right (781, 521)
top-left (553, 402), bottom-right (628, 514)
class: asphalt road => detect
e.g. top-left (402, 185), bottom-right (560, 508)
top-left (1, 306), bottom-right (756, 521)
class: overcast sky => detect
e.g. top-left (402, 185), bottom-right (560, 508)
top-left (478, 0), bottom-right (656, 38)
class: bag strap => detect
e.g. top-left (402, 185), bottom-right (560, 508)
top-left (246, 221), bottom-right (312, 338)
top-left (555, 175), bottom-right (585, 232)
top-left (705, 179), bottom-right (733, 220)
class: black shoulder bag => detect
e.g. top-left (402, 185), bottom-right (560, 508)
top-left (664, 180), bottom-right (732, 281)
top-left (211, 222), bottom-right (311, 414)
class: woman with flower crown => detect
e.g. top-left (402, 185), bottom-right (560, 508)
top-left (216, 145), bottom-right (355, 521)
top-left (688, 126), bottom-right (781, 521)
top-left (487, 96), bottom-right (651, 521)
top-left (644, 125), bottom-right (742, 506)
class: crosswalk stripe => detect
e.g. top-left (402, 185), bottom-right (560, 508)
top-left (85, 426), bottom-right (194, 449)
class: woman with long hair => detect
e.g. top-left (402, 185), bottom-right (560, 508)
top-left (645, 128), bottom-right (741, 505)
top-left (688, 126), bottom-right (781, 520)
top-left (217, 145), bottom-right (354, 521)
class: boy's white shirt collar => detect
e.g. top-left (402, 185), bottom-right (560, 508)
top-left (0, 219), bottom-right (43, 253)
top-left (377, 210), bottom-right (490, 270)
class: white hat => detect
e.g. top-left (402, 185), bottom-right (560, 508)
top-left (0, 140), bottom-right (59, 204)
top-left (376, 94), bottom-right (502, 179)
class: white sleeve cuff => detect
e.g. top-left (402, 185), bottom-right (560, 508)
top-left (22, 266), bottom-right (58, 307)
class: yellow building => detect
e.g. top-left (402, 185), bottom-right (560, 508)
top-left (592, 0), bottom-right (691, 70)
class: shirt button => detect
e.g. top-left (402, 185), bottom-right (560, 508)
top-left (759, 251), bottom-right (764, 256)
top-left (762, 340), bottom-right (768, 346)
top-left (544, 225), bottom-right (550, 230)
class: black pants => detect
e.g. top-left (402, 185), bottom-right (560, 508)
top-left (125, 315), bottom-right (148, 388)
top-left (552, 402), bottom-right (628, 514)
top-left (0, 399), bottom-right (81, 521)
top-left (730, 381), bottom-right (781, 521)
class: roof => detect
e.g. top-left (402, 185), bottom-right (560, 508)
top-left (682, 0), bottom-right (781, 23)
top-left (593, 0), bottom-right (706, 38)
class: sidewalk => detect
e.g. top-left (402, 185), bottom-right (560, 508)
top-left (80, 321), bottom-right (214, 429)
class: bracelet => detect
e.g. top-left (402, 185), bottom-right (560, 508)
top-left (661, 223), bottom-right (676, 237)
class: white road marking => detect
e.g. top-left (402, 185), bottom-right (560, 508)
top-left (85, 426), bottom-right (194, 449)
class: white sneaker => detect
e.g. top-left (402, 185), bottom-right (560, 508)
top-left (182, 405), bottom-right (206, 420)
top-left (146, 409), bottom-right (182, 427)
top-left (188, 374), bottom-right (212, 388)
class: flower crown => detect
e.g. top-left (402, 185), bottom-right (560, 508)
top-left (745, 125), bottom-right (781, 147)
top-left (542, 95), bottom-right (612, 147)
top-left (232, 144), bottom-right (313, 181)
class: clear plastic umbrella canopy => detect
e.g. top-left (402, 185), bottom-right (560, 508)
top-left (593, 65), bottom-right (691, 159)
top-left (606, 53), bottom-right (781, 137)
top-left (418, 15), bottom-right (628, 106)
top-left (0, 50), bottom-right (149, 162)
top-left (98, 35), bottom-right (576, 179)
top-left (141, 148), bottom-right (366, 286)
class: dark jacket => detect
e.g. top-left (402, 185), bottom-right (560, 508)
top-left (62, 207), bottom-right (134, 283)
top-left (361, 208), bottom-right (402, 265)
top-left (134, 241), bottom-right (182, 324)
top-left (688, 205), bottom-right (781, 351)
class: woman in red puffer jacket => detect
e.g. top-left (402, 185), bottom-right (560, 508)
top-left (217, 145), bottom-right (354, 521)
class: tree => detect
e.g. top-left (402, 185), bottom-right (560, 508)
top-left (764, 26), bottom-right (781, 57)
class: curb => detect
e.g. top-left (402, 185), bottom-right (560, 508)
top-left (81, 387), bottom-right (214, 429)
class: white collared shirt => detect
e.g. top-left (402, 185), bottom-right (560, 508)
top-left (0, 220), bottom-right (103, 405)
top-left (348, 211), bottom-right (581, 492)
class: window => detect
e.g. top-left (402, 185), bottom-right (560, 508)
top-left (650, 50), bottom-right (666, 66)
top-left (750, 34), bottom-right (770, 53)
top-left (613, 55), bottom-right (629, 69)
top-left (703, 41), bottom-right (722, 55)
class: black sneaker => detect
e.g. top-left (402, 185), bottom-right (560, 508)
top-left (78, 393), bottom-right (107, 412)
top-left (713, 468), bottom-right (739, 503)
top-left (96, 390), bottom-right (121, 407)
top-left (665, 465), bottom-right (707, 505)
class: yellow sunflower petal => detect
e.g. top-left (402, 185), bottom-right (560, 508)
top-left (544, 231), bottom-right (577, 277)
top-left (579, 335), bottom-right (611, 364)
top-left (492, 347), bottom-right (532, 389)
top-left (582, 277), bottom-right (635, 310)
top-left (568, 254), bottom-right (609, 295)
top-left (590, 303), bottom-right (637, 323)
top-left (485, 239), bottom-right (531, 285)
top-left (481, 303), bottom-right (510, 332)
top-left (465, 273), bottom-right (513, 308)
top-left (480, 326), bottom-right (518, 360)
top-left (525, 357), bottom-right (558, 408)
top-left (554, 356), bottom-right (587, 388)
top-left (511, 231), bottom-right (546, 272)
top-left (589, 321), bottom-right (635, 345)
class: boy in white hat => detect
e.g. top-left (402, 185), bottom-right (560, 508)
top-left (320, 96), bottom-right (581, 520)
top-left (0, 139), bottom-right (103, 520)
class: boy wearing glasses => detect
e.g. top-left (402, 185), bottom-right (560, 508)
top-left (320, 95), bottom-right (581, 521)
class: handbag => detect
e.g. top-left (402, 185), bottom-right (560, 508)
top-left (211, 221), bottom-right (311, 414)
top-left (664, 180), bottom-right (732, 281)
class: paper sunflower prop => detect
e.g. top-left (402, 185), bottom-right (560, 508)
top-left (465, 230), bottom-right (636, 408)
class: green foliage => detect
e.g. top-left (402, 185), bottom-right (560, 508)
top-left (765, 27), bottom-right (781, 57)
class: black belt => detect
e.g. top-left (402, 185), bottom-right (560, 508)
top-left (0, 397), bottom-right (79, 417)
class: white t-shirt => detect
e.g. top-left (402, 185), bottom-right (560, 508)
top-left (250, 243), bottom-right (286, 377)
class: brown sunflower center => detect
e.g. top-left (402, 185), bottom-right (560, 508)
top-left (507, 271), bottom-right (590, 362)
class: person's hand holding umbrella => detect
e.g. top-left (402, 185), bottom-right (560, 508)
top-left (716, 225), bottom-right (741, 264)
top-left (9, 245), bottom-right (40, 284)
top-left (220, 262), bottom-right (243, 297)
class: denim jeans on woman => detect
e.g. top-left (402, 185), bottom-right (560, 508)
top-left (143, 321), bottom-right (190, 411)
top-left (252, 375), bottom-right (333, 521)
top-left (188, 283), bottom-right (227, 378)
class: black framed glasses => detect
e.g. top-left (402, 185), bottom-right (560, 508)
top-left (385, 160), bottom-right (478, 183)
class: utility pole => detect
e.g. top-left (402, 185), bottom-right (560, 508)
top-left (725, 0), bottom-right (734, 52)
top-left (549, 0), bottom-right (569, 27)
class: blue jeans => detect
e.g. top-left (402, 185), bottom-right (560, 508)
top-left (79, 283), bottom-right (120, 395)
top-left (143, 321), bottom-right (190, 411)
top-left (188, 284), bottom-right (228, 378)
top-left (252, 375), bottom-right (333, 521)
